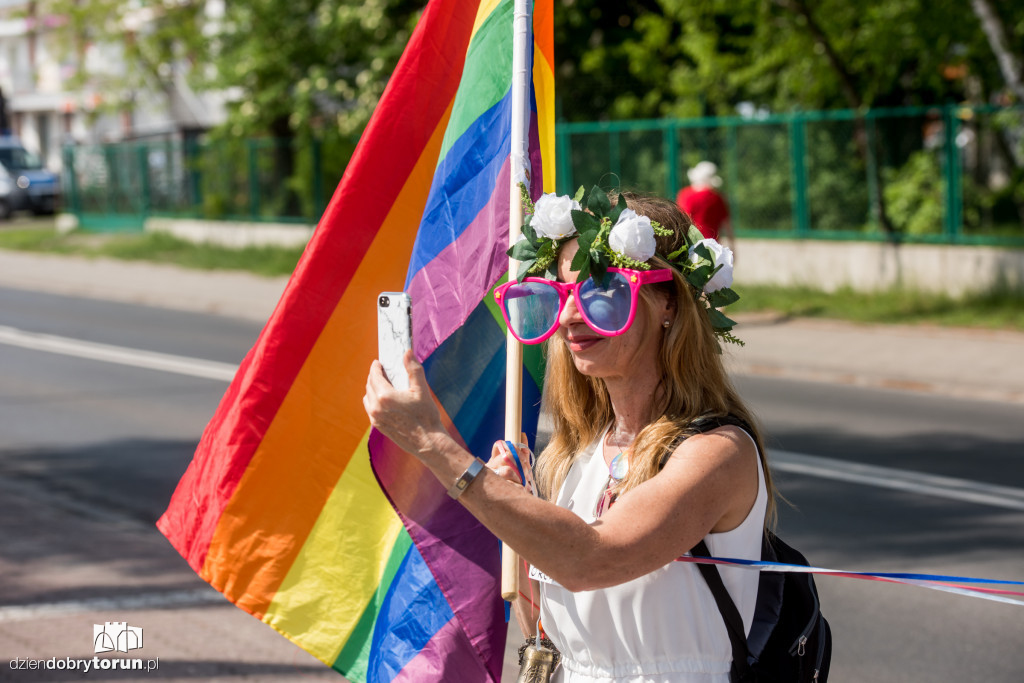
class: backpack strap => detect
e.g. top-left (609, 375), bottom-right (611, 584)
top-left (658, 414), bottom-right (754, 470)
top-left (692, 539), bottom-right (755, 682)
top-left (681, 416), bottom-right (758, 682)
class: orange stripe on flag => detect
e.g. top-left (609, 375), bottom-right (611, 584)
top-left (201, 102), bottom-right (455, 617)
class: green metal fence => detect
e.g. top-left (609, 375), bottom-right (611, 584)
top-left (63, 104), bottom-right (1024, 245)
top-left (557, 104), bottom-right (1024, 246)
top-left (62, 136), bottom-right (341, 231)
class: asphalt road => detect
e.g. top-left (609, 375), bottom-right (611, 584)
top-left (734, 375), bottom-right (1024, 682)
top-left (1, 286), bottom-right (1022, 682)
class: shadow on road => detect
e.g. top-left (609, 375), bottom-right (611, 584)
top-left (0, 438), bottom-right (199, 525)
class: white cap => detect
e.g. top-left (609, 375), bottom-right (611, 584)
top-left (687, 161), bottom-right (722, 188)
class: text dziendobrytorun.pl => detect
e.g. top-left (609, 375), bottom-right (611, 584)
top-left (9, 657), bottom-right (160, 673)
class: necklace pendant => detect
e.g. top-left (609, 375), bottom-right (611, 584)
top-left (609, 451), bottom-right (628, 480)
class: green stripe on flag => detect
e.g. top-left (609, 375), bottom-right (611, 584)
top-left (332, 529), bottom-right (415, 680)
top-left (437, 0), bottom-right (513, 163)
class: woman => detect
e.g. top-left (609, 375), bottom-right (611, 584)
top-left (364, 189), bottom-right (777, 682)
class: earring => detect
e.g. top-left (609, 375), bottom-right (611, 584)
top-left (662, 320), bottom-right (671, 328)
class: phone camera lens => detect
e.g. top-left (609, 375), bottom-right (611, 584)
top-left (379, 296), bottom-right (390, 307)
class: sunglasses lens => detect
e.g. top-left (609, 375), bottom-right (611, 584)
top-left (578, 272), bottom-right (633, 333)
top-left (503, 281), bottom-right (560, 342)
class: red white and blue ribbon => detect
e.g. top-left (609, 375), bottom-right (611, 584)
top-left (676, 555), bottom-right (1024, 607)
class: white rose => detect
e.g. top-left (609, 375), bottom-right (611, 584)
top-left (608, 209), bottom-right (657, 262)
top-left (531, 193), bottom-right (580, 239)
top-left (688, 238), bottom-right (734, 292)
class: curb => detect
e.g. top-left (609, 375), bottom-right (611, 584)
top-left (728, 359), bottom-right (1024, 405)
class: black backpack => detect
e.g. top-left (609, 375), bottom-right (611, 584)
top-left (683, 416), bottom-right (833, 682)
top-left (692, 534), bottom-right (832, 682)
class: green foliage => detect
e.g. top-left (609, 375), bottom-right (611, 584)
top-left (558, 0), bottom-right (1024, 120)
top-left (40, 0), bottom-right (421, 221)
top-left (207, 0), bottom-right (423, 139)
top-left (39, 0), bottom-right (1024, 239)
top-left (37, 0), bottom-right (208, 117)
top-left (200, 0), bottom-right (422, 218)
top-left (729, 124), bottom-right (794, 231)
top-left (805, 121), bottom-right (872, 231)
top-left (552, 1), bottom-right (665, 121)
top-left (883, 150), bottom-right (945, 235)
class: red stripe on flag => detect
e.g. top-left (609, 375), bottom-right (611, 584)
top-left (156, 0), bottom-right (480, 571)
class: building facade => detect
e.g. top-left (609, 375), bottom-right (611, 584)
top-left (0, 0), bottom-right (226, 171)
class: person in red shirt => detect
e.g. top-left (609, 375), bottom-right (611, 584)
top-left (676, 161), bottom-right (735, 250)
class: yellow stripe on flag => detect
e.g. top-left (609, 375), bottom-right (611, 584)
top-left (262, 430), bottom-right (405, 665)
top-left (471, 0), bottom-right (503, 39)
top-left (534, 48), bottom-right (556, 193)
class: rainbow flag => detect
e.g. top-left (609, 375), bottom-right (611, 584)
top-left (156, 0), bottom-right (554, 681)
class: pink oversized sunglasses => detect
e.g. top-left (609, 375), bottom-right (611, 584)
top-left (493, 267), bottom-right (674, 344)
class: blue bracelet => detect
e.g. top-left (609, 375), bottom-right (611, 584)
top-left (504, 440), bottom-right (527, 487)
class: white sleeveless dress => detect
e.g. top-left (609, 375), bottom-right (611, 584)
top-left (539, 425), bottom-right (768, 683)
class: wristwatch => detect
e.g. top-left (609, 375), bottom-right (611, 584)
top-left (447, 458), bottom-right (485, 499)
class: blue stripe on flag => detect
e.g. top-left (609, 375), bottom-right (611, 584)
top-left (406, 89), bottom-right (512, 283)
top-left (367, 544), bottom-right (454, 682)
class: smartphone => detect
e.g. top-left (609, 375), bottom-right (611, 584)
top-left (377, 292), bottom-right (413, 391)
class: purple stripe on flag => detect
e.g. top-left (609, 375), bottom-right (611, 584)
top-left (390, 615), bottom-right (495, 682)
top-left (370, 430), bottom-right (506, 682)
top-left (407, 158), bottom-right (511, 359)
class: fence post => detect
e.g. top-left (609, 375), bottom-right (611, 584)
top-left (609, 129), bottom-right (621, 180)
top-left (62, 145), bottom-right (80, 217)
top-left (942, 104), bottom-right (962, 241)
top-left (186, 137), bottom-right (201, 214)
top-left (248, 140), bottom-right (262, 219)
top-left (312, 137), bottom-right (324, 220)
top-left (137, 144), bottom-right (150, 220)
top-left (864, 114), bottom-right (881, 234)
top-left (788, 114), bottom-right (811, 236)
top-left (556, 126), bottom-right (572, 195)
top-left (725, 124), bottom-right (738, 231)
top-left (664, 125), bottom-right (678, 200)
top-left (164, 137), bottom-right (174, 213)
top-left (104, 145), bottom-right (117, 216)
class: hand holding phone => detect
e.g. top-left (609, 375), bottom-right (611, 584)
top-left (377, 292), bottom-right (413, 390)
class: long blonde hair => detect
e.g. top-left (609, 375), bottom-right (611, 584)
top-left (534, 192), bottom-right (777, 525)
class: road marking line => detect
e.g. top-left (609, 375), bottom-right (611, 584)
top-left (772, 450), bottom-right (1024, 511)
top-left (0, 589), bottom-right (226, 622)
top-left (0, 325), bottom-right (237, 381)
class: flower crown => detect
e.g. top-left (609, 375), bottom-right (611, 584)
top-left (507, 185), bottom-right (743, 346)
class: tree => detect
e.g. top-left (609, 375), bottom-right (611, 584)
top-left (552, 0), bottom-right (1024, 235)
top-left (202, 0), bottom-right (424, 214)
top-left (550, 0), bottom-right (664, 122)
top-left (204, 0), bottom-right (422, 140)
top-left (41, 0), bottom-right (425, 216)
top-left (41, 1), bottom-right (423, 138)
top-left (970, 0), bottom-right (1024, 103)
top-left (37, 0), bottom-right (210, 132)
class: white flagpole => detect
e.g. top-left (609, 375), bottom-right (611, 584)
top-left (501, 0), bottom-right (531, 602)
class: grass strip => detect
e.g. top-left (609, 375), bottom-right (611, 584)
top-left (730, 284), bottom-right (1024, 331)
top-left (0, 228), bottom-right (304, 277)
